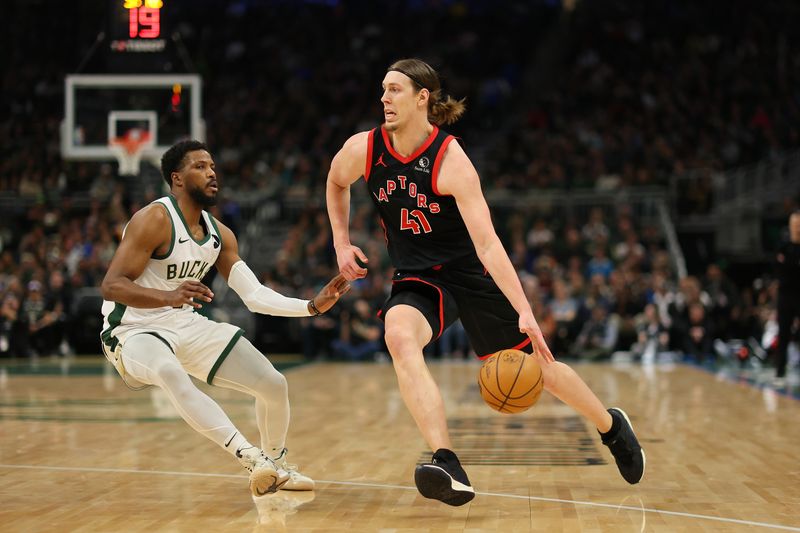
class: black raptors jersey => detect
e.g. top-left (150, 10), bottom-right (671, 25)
top-left (364, 125), bottom-right (474, 270)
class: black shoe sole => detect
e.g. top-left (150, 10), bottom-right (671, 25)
top-left (414, 465), bottom-right (475, 507)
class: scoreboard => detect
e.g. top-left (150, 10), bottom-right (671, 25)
top-left (108, 0), bottom-right (167, 55)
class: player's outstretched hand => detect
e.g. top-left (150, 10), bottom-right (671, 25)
top-left (519, 313), bottom-right (555, 363)
top-left (335, 244), bottom-right (369, 280)
top-left (310, 274), bottom-right (351, 314)
top-left (167, 280), bottom-right (214, 308)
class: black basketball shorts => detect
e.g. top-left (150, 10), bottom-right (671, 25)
top-left (378, 253), bottom-right (532, 359)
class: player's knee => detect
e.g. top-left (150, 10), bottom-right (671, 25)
top-left (253, 362), bottom-right (287, 398)
top-left (384, 326), bottom-right (418, 359)
top-left (154, 362), bottom-right (193, 393)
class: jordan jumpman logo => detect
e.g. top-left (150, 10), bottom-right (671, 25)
top-left (375, 153), bottom-right (388, 167)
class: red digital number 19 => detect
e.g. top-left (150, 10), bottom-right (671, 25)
top-left (129, 8), bottom-right (160, 38)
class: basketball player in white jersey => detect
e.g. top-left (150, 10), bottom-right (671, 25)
top-left (100, 140), bottom-right (350, 497)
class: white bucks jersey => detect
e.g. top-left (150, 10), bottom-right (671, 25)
top-left (101, 196), bottom-right (223, 346)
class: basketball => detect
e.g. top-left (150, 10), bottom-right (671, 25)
top-left (478, 349), bottom-right (544, 414)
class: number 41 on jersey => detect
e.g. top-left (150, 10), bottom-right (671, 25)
top-left (400, 208), bottom-right (432, 234)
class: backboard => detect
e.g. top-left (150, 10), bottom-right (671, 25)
top-left (61, 74), bottom-right (204, 165)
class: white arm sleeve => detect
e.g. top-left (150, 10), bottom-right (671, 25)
top-left (227, 260), bottom-right (311, 317)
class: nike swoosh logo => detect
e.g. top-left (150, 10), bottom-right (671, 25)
top-left (224, 431), bottom-right (237, 447)
top-left (178, 237), bottom-right (189, 244)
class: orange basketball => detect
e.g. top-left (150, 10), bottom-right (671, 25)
top-left (478, 349), bottom-right (543, 414)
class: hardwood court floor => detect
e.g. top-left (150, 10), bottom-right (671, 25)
top-left (1, 358), bottom-right (799, 532)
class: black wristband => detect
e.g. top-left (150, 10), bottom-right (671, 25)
top-left (308, 299), bottom-right (322, 316)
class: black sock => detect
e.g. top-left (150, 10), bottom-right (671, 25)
top-left (599, 410), bottom-right (621, 440)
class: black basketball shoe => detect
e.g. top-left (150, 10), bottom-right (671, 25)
top-left (601, 408), bottom-right (646, 484)
top-left (414, 448), bottom-right (475, 506)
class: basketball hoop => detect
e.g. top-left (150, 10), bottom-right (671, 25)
top-left (109, 129), bottom-right (152, 175)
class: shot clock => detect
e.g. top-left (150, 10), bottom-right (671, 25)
top-left (108, 0), bottom-right (167, 54)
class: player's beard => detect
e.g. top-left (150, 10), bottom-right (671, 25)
top-left (188, 183), bottom-right (218, 208)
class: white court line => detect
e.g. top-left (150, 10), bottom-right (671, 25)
top-left (1, 464), bottom-right (799, 532)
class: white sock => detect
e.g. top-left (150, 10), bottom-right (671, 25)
top-left (268, 446), bottom-right (285, 461)
top-left (223, 431), bottom-right (252, 457)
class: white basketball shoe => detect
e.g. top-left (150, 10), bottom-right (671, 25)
top-left (270, 448), bottom-right (315, 491)
top-left (236, 445), bottom-right (290, 496)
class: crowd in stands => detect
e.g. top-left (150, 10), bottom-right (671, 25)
top-left (1, 1), bottom-right (797, 374)
top-left (488, 0), bottom-right (800, 215)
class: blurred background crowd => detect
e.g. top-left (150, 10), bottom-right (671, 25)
top-left (1, 0), bottom-right (798, 375)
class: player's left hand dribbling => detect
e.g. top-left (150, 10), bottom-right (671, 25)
top-left (519, 314), bottom-right (555, 363)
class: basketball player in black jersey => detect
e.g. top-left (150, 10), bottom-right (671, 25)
top-left (326, 58), bottom-right (645, 506)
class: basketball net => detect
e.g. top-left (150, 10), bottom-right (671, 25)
top-left (109, 129), bottom-right (152, 175)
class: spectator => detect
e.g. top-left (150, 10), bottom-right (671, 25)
top-left (0, 293), bottom-right (26, 357)
top-left (526, 218), bottom-right (555, 253)
top-left (548, 278), bottom-right (579, 356)
top-left (573, 304), bottom-right (619, 360)
top-left (88, 164), bottom-right (116, 203)
top-left (668, 276), bottom-right (712, 350)
top-left (582, 208), bottom-right (610, 243)
top-left (632, 303), bottom-right (670, 363)
top-left (756, 279), bottom-right (780, 352)
top-left (680, 302), bottom-right (715, 362)
top-left (438, 320), bottom-right (471, 359)
top-left (613, 231), bottom-right (647, 272)
top-left (583, 273), bottom-right (613, 314)
top-left (21, 280), bottom-right (62, 356)
top-left (45, 269), bottom-right (71, 355)
top-left (554, 225), bottom-right (587, 265)
top-left (586, 246), bottom-right (614, 280)
top-left (702, 263), bottom-right (740, 341)
top-left (300, 310), bottom-right (340, 360)
top-left (646, 271), bottom-right (676, 330)
top-left (331, 298), bottom-right (383, 361)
